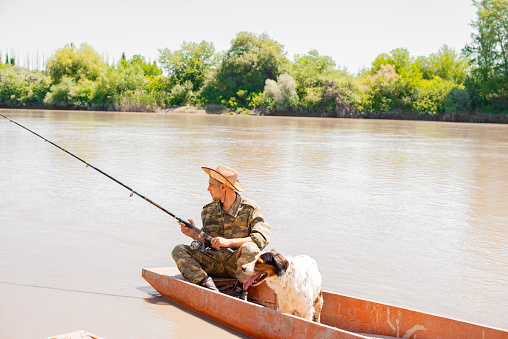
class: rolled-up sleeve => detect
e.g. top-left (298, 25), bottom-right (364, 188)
top-left (249, 206), bottom-right (271, 250)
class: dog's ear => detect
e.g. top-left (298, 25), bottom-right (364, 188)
top-left (261, 251), bottom-right (289, 276)
top-left (267, 251), bottom-right (288, 276)
top-left (273, 253), bottom-right (289, 276)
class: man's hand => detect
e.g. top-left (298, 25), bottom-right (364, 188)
top-left (178, 219), bottom-right (199, 240)
top-left (210, 236), bottom-right (253, 249)
top-left (211, 236), bottom-right (232, 249)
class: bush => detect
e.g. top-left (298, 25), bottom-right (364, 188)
top-left (0, 67), bottom-right (29, 102)
top-left (168, 80), bottom-right (194, 105)
top-left (235, 107), bottom-right (252, 115)
top-left (201, 32), bottom-right (291, 106)
top-left (411, 77), bottom-right (456, 114)
top-left (247, 91), bottom-right (266, 107)
top-left (299, 87), bottom-right (323, 109)
top-left (114, 90), bottom-right (162, 112)
top-left (115, 63), bottom-right (146, 94)
top-left (321, 78), bottom-right (358, 110)
top-left (359, 64), bottom-right (459, 114)
top-left (44, 76), bottom-right (79, 105)
top-left (444, 88), bottom-right (472, 113)
top-left (47, 43), bottom-right (106, 83)
top-left (27, 73), bottom-right (51, 103)
top-left (0, 66), bottom-right (50, 104)
top-left (360, 64), bottom-right (410, 112)
top-left (43, 76), bottom-right (100, 106)
top-left (264, 73), bottom-right (298, 109)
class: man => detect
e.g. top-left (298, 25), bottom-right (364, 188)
top-left (172, 164), bottom-right (271, 300)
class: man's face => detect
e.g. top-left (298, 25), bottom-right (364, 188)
top-left (208, 177), bottom-right (224, 201)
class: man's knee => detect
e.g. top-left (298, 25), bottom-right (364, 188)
top-left (172, 244), bottom-right (190, 261)
top-left (172, 244), bottom-right (207, 284)
top-left (237, 242), bottom-right (260, 266)
top-left (239, 242), bottom-right (260, 257)
top-left (235, 242), bottom-right (261, 283)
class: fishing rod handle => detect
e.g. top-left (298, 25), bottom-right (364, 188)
top-left (176, 217), bottom-right (234, 254)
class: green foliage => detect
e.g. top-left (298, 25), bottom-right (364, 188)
top-left (444, 88), bottom-right (472, 113)
top-left (322, 74), bottom-right (359, 108)
top-left (201, 32), bottom-right (291, 107)
top-left (299, 87), bottom-right (323, 109)
top-left (371, 48), bottom-right (422, 80)
top-left (46, 44), bottom-right (107, 84)
top-left (236, 107), bottom-right (252, 115)
top-left (44, 76), bottom-right (79, 104)
top-left (363, 46), bottom-right (474, 114)
top-left (2, 54), bottom-right (15, 66)
top-left (360, 64), bottom-right (408, 111)
top-left (0, 66), bottom-right (50, 103)
top-left (360, 63), bottom-right (460, 114)
top-left (0, 67), bottom-right (29, 102)
top-left (419, 45), bottom-right (469, 84)
top-left (289, 50), bottom-right (358, 110)
top-left (264, 74), bottom-right (298, 109)
top-left (129, 55), bottom-right (162, 76)
top-left (292, 50), bottom-right (336, 91)
top-left (0, 34), bottom-right (501, 116)
top-left (114, 90), bottom-right (163, 112)
top-left (89, 60), bottom-right (148, 105)
top-left (159, 41), bottom-right (216, 90)
top-left (464, 0), bottom-right (508, 111)
top-left (247, 91), bottom-right (267, 107)
top-left (411, 77), bottom-right (457, 113)
top-left (43, 76), bottom-right (100, 106)
top-left (168, 80), bottom-right (194, 105)
top-left (115, 62), bottom-right (146, 93)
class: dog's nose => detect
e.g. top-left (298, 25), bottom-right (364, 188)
top-left (241, 265), bottom-right (246, 272)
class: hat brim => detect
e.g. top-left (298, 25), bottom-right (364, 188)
top-left (202, 167), bottom-right (245, 192)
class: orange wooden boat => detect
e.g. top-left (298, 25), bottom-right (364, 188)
top-left (142, 267), bottom-right (508, 339)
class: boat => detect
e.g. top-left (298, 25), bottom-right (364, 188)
top-left (142, 267), bottom-right (508, 339)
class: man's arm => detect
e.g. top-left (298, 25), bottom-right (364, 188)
top-left (211, 204), bottom-right (271, 249)
top-left (211, 236), bottom-right (253, 249)
top-left (248, 205), bottom-right (271, 250)
top-left (177, 219), bottom-right (204, 243)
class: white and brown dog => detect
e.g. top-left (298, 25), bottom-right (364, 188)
top-left (242, 250), bottom-right (323, 322)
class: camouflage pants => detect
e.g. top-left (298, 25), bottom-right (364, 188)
top-left (171, 242), bottom-right (260, 285)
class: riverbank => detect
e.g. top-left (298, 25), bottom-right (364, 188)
top-left (1, 102), bottom-right (507, 123)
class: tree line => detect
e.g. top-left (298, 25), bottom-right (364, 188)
top-left (0, 0), bottom-right (506, 119)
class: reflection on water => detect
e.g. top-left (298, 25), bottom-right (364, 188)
top-left (0, 109), bottom-right (507, 337)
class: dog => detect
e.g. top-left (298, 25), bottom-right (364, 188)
top-left (241, 250), bottom-right (323, 322)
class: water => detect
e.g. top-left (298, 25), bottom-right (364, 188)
top-left (0, 109), bottom-right (507, 338)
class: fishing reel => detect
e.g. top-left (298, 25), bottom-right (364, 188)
top-left (190, 240), bottom-right (212, 254)
top-left (190, 239), bottom-right (227, 254)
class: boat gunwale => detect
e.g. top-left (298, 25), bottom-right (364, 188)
top-left (142, 267), bottom-right (508, 339)
top-left (142, 267), bottom-right (370, 339)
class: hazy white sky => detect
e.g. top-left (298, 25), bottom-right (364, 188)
top-left (0, 0), bottom-right (477, 73)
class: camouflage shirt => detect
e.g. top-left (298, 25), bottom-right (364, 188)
top-left (201, 193), bottom-right (271, 250)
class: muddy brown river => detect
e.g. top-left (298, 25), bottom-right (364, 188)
top-left (0, 109), bottom-right (507, 338)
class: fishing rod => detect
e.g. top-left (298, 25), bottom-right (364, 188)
top-left (0, 112), bottom-right (233, 254)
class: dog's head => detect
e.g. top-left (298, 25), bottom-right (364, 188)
top-left (242, 250), bottom-right (289, 290)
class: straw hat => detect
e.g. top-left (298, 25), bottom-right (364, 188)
top-left (202, 164), bottom-right (245, 192)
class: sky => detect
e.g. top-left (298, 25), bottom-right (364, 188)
top-left (0, 0), bottom-right (478, 74)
